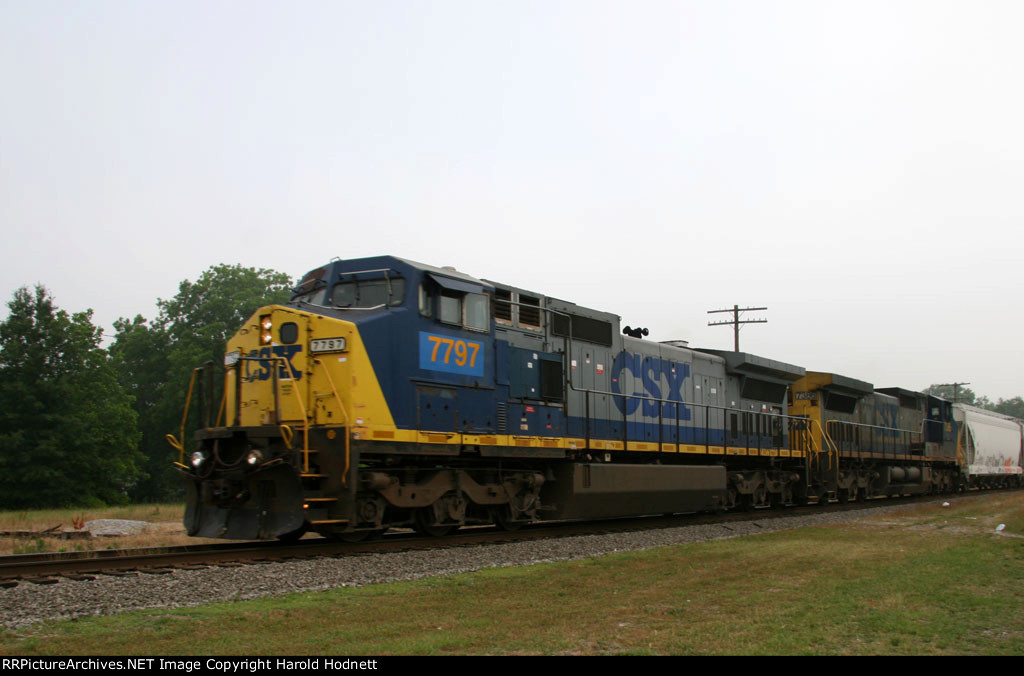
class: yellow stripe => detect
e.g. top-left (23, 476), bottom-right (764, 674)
top-left (348, 427), bottom-right (826, 460)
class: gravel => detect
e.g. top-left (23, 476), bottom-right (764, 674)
top-left (0, 503), bottom-right (923, 629)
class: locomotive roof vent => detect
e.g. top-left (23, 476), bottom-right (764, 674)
top-left (661, 339), bottom-right (689, 348)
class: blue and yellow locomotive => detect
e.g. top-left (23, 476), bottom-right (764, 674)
top-left (173, 255), bottom-right (1018, 540)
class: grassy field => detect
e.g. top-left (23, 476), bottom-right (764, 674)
top-left (1, 493), bottom-right (1022, 655)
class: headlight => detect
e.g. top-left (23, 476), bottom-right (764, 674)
top-left (246, 449), bottom-right (264, 466)
top-left (259, 315), bottom-right (272, 345)
top-left (224, 350), bottom-right (241, 367)
top-left (190, 451), bottom-right (206, 468)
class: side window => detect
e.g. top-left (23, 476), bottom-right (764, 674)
top-left (464, 293), bottom-right (489, 331)
top-left (419, 284), bottom-right (432, 317)
top-left (440, 292), bottom-right (461, 325)
top-left (425, 275), bottom-right (491, 332)
top-left (438, 291), bottom-right (490, 331)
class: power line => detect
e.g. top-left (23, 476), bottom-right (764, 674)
top-left (935, 382), bottom-right (971, 403)
top-left (707, 305), bottom-right (767, 352)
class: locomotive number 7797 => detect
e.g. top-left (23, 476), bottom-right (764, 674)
top-left (419, 331), bottom-right (485, 376)
top-left (427, 335), bottom-right (480, 368)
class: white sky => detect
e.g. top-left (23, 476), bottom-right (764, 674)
top-left (2, 1), bottom-right (1022, 400)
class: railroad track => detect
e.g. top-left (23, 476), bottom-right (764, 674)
top-left (0, 492), bottom-right (975, 586)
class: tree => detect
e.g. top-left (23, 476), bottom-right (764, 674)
top-left (0, 286), bottom-right (143, 508)
top-left (108, 314), bottom-right (176, 502)
top-left (922, 384), bottom-right (977, 405)
top-left (923, 385), bottom-right (1024, 419)
top-left (992, 397), bottom-right (1024, 419)
top-left (111, 264), bottom-right (292, 501)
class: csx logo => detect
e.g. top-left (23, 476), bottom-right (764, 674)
top-left (610, 352), bottom-right (691, 419)
top-left (245, 345), bottom-right (303, 381)
top-left (877, 402), bottom-right (899, 437)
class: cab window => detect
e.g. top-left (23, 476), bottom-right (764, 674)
top-left (464, 293), bottom-right (488, 331)
top-left (358, 280), bottom-right (390, 307)
top-left (330, 278), bottom-right (405, 308)
top-left (331, 282), bottom-right (356, 307)
top-left (436, 290), bottom-right (489, 332)
top-left (440, 292), bottom-right (462, 324)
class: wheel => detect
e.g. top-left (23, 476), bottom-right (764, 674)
top-left (413, 507), bottom-right (454, 537)
top-left (739, 493), bottom-right (755, 512)
top-left (837, 488), bottom-right (849, 504)
top-left (754, 486), bottom-right (768, 508)
top-left (492, 505), bottom-right (523, 531)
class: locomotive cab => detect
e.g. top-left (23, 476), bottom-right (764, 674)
top-left (178, 257), bottom-right (527, 540)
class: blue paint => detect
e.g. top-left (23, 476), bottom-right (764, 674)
top-left (610, 352), bottom-right (692, 420)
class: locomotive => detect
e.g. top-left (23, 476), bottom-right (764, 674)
top-left (170, 255), bottom-right (1024, 540)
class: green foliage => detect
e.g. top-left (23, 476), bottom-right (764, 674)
top-left (925, 385), bottom-right (1024, 419)
top-left (110, 265), bottom-right (292, 501)
top-left (991, 397), bottom-right (1024, 419)
top-left (923, 383), bottom-right (977, 405)
top-left (108, 315), bottom-right (176, 502)
top-left (0, 286), bottom-right (143, 509)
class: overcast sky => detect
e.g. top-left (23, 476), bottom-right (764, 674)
top-left (2, 1), bottom-right (1022, 400)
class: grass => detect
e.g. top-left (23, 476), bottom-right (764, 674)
top-left (0, 503), bottom-right (224, 555)
top-left (1, 493), bottom-right (1022, 655)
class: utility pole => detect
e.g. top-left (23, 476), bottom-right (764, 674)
top-left (707, 305), bottom-right (767, 352)
top-left (935, 382), bottom-right (971, 403)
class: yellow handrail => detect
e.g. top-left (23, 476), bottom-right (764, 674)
top-left (169, 358), bottom-right (323, 476)
top-left (270, 356), bottom-right (312, 473)
top-left (166, 367), bottom-right (202, 464)
top-left (812, 418), bottom-right (839, 479)
top-left (815, 418), bottom-right (839, 454)
top-left (314, 358), bottom-right (352, 483)
top-left (279, 424), bottom-right (294, 449)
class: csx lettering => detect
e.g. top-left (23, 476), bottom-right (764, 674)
top-left (610, 352), bottom-right (691, 420)
top-left (245, 345), bottom-right (303, 381)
